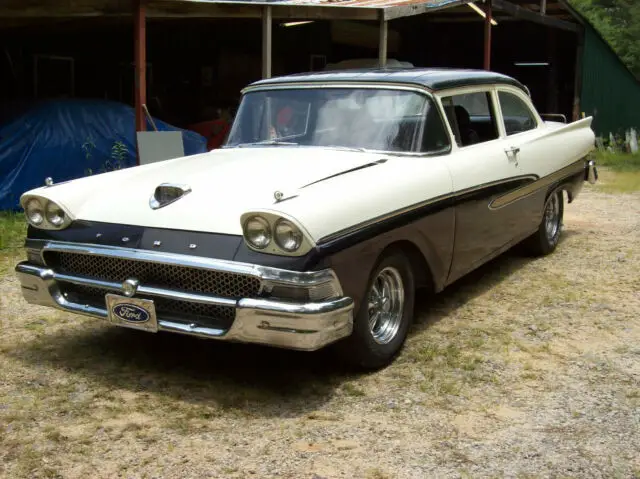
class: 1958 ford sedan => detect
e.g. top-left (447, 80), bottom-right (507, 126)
top-left (16, 68), bottom-right (598, 369)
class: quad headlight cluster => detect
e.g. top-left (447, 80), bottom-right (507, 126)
top-left (241, 212), bottom-right (312, 256)
top-left (22, 196), bottom-right (71, 230)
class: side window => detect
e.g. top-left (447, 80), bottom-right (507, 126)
top-left (421, 102), bottom-right (450, 153)
top-left (498, 91), bottom-right (538, 135)
top-left (441, 92), bottom-right (499, 147)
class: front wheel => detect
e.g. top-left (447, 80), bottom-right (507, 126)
top-left (523, 189), bottom-right (564, 256)
top-left (335, 250), bottom-right (415, 370)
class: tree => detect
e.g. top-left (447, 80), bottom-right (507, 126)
top-left (570, 0), bottom-right (640, 79)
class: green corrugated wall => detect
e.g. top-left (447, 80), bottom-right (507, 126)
top-left (580, 24), bottom-right (640, 137)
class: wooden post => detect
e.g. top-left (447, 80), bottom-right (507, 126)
top-left (484, 0), bottom-right (493, 70)
top-left (572, 31), bottom-right (584, 121)
top-left (134, 0), bottom-right (147, 165)
top-left (262, 6), bottom-right (272, 79)
top-left (547, 28), bottom-right (558, 113)
top-left (379, 13), bottom-right (388, 67)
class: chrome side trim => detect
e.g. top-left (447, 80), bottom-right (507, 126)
top-left (316, 175), bottom-right (531, 245)
top-left (316, 159), bottom-right (587, 246)
top-left (489, 159), bottom-right (586, 210)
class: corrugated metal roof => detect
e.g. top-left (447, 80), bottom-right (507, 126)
top-left (178, 0), bottom-right (462, 9)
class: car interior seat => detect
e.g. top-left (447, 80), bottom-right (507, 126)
top-left (454, 105), bottom-right (480, 146)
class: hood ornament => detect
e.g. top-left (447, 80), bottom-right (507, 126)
top-left (273, 189), bottom-right (298, 204)
top-left (150, 183), bottom-right (192, 210)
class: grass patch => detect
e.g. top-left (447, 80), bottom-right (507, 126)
top-left (342, 382), bottom-right (366, 397)
top-left (595, 151), bottom-right (640, 172)
top-left (595, 169), bottom-right (640, 194)
top-left (592, 152), bottom-right (640, 193)
top-left (0, 211), bottom-right (27, 251)
top-left (0, 211), bottom-right (27, 274)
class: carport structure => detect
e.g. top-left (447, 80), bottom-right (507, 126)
top-left (0, 0), bottom-right (602, 143)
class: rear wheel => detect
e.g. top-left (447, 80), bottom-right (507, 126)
top-left (336, 251), bottom-right (415, 370)
top-left (523, 189), bottom-right (564, 256)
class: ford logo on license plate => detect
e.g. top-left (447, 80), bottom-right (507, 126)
top-left (112, 304), bottom-right (150, 323)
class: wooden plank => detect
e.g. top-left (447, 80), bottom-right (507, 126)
top-left (484, 0), bottom-right (492, 70)
top-left (146, 3), bottom-right (377, 20)
top-left (134, 0), bottom-right (147, 163)
top-left (262, 5), bottom-right (272, 79)
top-left (492, 0), bottom-right (580, 31)
top-left (379, 13), bottom-right (388, 67)
top-left (572, 31), bottom-right (584, 121)
top-left (383, 0), bottom-right (468, 21)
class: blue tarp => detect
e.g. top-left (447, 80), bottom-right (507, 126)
top-left (0, 99), bottom-right (207, 211)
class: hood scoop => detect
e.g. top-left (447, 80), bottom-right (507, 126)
top-left (149, 183), bottom-right (192, 210)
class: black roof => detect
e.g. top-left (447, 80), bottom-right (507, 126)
top-left (248, 68), bottom-right (528, 93)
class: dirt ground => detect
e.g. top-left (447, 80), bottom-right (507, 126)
top-left (1, 181), bottom-right (639, 479)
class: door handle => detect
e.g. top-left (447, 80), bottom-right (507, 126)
top-left (505, 146), bottom-right (520, 155)
top-left (505, 146), bottom-right (520, 166)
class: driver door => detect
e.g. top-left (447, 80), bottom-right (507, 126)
top-left (441, 87), bottom-right (532, 283)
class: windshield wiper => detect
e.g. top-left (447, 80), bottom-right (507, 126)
top-left (323, 145), bottom-right (369, 153)
top-left (238, 140), bottom-right (299, 147)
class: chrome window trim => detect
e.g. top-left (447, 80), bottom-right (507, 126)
top-left (241, 81), bottom-right (435, 95)
top-left (228, 82), bottom-right (451, 158)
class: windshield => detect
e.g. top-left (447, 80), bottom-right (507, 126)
top-left (224, 88), bottom-right (450, 154)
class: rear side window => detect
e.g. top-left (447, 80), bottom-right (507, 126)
top-left (498, 91), bottom-right (538, 135)
top-left (441, 91), bottom-right (499, 147)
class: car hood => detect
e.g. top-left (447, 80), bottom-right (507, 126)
top-left (26, 147), bottom-right (392, 236)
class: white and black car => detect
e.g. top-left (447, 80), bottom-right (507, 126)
top-left (16, 68), bottom-right (597, 369)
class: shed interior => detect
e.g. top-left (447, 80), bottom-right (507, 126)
top-left (0, 0), bottom-right (582, 130)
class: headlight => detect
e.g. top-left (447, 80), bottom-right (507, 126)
top-left (240, 211), bottom-right (314, 256)
top-left (25, 198), bottom-right (45, 226)
top-left (45, 201), bottom-right (66, 226)
top-left (243, 216), bottom-right (271, 249)
top-left (274, 219), bottom-right (303, 252)
top-left (22, 196), bottom-right (71, 230)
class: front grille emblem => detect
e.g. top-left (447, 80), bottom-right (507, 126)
top-left (122, 278), bottom-right (140, 297)
top-left (150, 183), bottom-right (192, 210)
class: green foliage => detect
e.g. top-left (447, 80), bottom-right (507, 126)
top-left (82, 137), bottom-right (129, 176)
top-left (570, 0), bottom-right (640, 79)
top-left (108, 140), bottom-right (128, 170)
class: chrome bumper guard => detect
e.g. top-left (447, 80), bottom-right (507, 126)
top-left (15, 241), bottom-right (354, 351)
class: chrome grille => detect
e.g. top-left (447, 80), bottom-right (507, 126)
top-left (62, 284), bottom-right (235, 329)
top-left (45, 252), bottom-right (261, 298)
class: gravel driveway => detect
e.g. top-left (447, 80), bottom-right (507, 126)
top-left (1, 183), bottom-right (639, 479)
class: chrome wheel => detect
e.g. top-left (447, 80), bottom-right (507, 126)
top-left (544, 192), bottom-right (561, 242)
top-left (367, 266), bottom-right (405, 345)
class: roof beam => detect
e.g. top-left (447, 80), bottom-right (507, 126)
top-left (491, 0), bottom-right (580, 31)
top-left (383, 0), bottom-right (468, 20)
top-left (147, 3), bottom-right (377, 20)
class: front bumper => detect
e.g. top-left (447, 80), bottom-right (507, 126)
top-left (15, 242), bottom-right (354, 351)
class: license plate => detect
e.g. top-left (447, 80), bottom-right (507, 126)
top-left (106, 294), bottom-right (158, 333)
